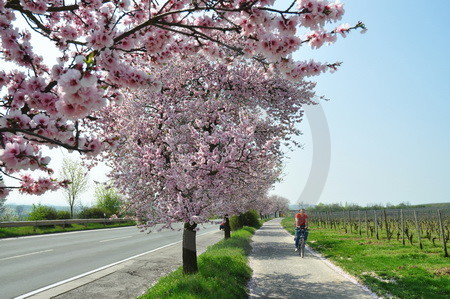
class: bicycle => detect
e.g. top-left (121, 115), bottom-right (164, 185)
top-left (295, 227), bottom-right (308, 258)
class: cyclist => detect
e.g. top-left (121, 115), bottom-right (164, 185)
top-left (294, 208), bottom-right (309, 251)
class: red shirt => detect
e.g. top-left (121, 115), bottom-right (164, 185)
top-left (295, 213), bottom-right (308, 227)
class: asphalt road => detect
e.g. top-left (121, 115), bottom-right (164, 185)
top-left (0, 223), bottom-right (218, 299)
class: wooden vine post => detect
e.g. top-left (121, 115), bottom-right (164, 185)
top-left (374, 210), bottom-right (379, 240)
top-left (326, 211), bottom-right (330, 229)
top-left (365, 210), bottom-right (369, 237)
top-left (401, 209), bottom-right (405, 245)
top-left (348, 210), bottom-right (352, 233)
top-left (437, 210), bottom-right (449, 257)
top-left (358, 210), bottom-right (362, 236)
top-left (384, 209), bottom-right (390, 240)
top-left (414, 210), bottom-right (423, 250)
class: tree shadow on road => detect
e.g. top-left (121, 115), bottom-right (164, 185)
top-left (250, 234), bottom-right (324, 262)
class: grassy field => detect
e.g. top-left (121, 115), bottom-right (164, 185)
top-left (139, 226), bottom-right (256, 299)
top-left (281, 217), bottom-right (450, 298)
top-left (0, 221), bottom-right (136, 238)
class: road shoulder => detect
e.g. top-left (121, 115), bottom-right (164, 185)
top-left (25, 229), bottom-right (223, 299)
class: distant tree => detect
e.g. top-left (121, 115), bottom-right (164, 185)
top-left (59, 158), bottom-right (89, 218)
top-left (56, 210), bottom-right (71, 220)
top-left (78, 206), bottom-right (107, 219)
top-left (28, 204), bottom-right (57, 220)
top-left (296, 201), bottom-right (316, 210)
top-left (15, 205), bottom-right (25, 219)
top-left (0, 195), bottom-right (5, 216)
top-left (94, 184), bottom-right (123, 217)
top-left (0, 205), bottom-right (17, 221)
top-left (309, 202), bottom-right (414, 212)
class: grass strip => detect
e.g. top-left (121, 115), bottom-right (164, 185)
top-left (281, 217), bottom-right (450, 298)
top-left (139, 226), bottom-right (256, 299)
top-left (0, 221), bottom-right (136, 238)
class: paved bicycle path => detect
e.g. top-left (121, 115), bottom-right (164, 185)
top-left (248, 218), bottom-right (378, 299)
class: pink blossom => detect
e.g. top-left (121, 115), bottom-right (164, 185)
top-left (86, 30), bottom-right (114, 50)
top-left (80, 72), bottom-right (97, 88)
top-left (0, 181), bottom-right (10, 199)
top-left (0, 142), bottom-right (21, 168)
top-left (31, 114), bottom-right (50, 128)
top-left (56, 100), bottom-right (89, 119)
top-left (59, 69), bottom-right (82, 94)
top-left (51, 64), bottom-right (64, 80)
top-left (0, 71), bottom-right (7, 87)
top-left (335, 23), bottom-right (351, 37)
top-left (307, 30), bottom-right (337, 49)
top-left (19, 176), bottom-right (61, 195)
top-left (75, 55), bottom-right (85, 65)
top-left (84, 138), bottom-right (103, 156)
top-left (60, 25), bottom-right (78, 40)
top-left (19, 0), bottom-right (47, 14)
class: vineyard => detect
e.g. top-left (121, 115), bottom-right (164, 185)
top-left (308, 207), bottom-right (449, 257)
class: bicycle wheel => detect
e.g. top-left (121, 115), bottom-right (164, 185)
top-left (299, 238), bottom-right (305, 258)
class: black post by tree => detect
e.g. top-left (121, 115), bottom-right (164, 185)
top-left (224, 214), bottom-right (231, 239)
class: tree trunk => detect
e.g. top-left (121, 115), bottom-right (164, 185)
top-left (182, 222), bottom-right (198, 274)
top-left (224, 215), bottom-right (231, 239)
top-left (70, 198), bottom-right (74, 218)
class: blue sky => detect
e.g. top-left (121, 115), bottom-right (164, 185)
top-left (4, 0), bottom-right (450, 207)
top-left (271, 0), bottom-right (450, 206)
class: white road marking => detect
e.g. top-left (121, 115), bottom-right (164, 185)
top-left (0, 249), bottom-right (53, 261)
top-left (0, 226), bottom-right (135, 242)
top-left (100, 235), bottom-right (133, 243)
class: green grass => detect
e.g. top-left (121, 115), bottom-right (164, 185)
top-left (281, 217), bottom-right (450, 298)
top-left (139, 226), bottom-right (256, 299)
top-left (0, 221), bottom-right (136, 238)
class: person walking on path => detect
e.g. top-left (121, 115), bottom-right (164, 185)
top-left (248, 218), bottom-right (377, 299)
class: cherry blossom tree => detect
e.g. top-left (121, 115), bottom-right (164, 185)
top-left (268, 194), bottom-right (290, 217)
top-left (254, 195), bottom-right (276, 218)
top-left (0, 0), bottom-right (365, 198)
top-left (88, 55), bottom-right (318, 273)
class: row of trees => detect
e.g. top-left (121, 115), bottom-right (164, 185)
top-left (1, 0), bottom-right (365, 274)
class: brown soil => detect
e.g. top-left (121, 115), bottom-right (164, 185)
top-left (435, 267), bottom-right (450, 276)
